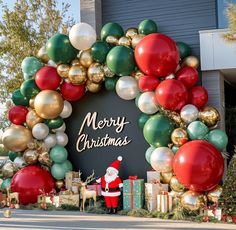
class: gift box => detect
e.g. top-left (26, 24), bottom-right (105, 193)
top-left (145, 197), bottom-right (157, 212)
top-left (37, 195), bottom-right (60, 207)
top-left (123, 195), bottom-right (144, 210)
top-left (65, 171), bottom-right (81, 190)
top-left (59, 194), bottom-right (80, 207)
top-left (87, 183), bottom-right (102, 196)
top-left (147, 171), bottom-right (160, 184)
top-left (145, 183), bottom-right (168, 198)
top-left (157, 194), bottom-right (173, 213)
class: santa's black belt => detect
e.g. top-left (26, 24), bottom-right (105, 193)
top-left (102, 188), bottom-right (120, 192)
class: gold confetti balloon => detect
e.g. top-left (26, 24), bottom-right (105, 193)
top-left (171, 128), bottom-right (188, 146)
top-left (37, 46), bottom-right (49, 63)
top-left (207, 185), bottom-right (222, 203)
top-left (103, 65), bottom-right (115, 78)
top-left (79, 50), bottom-right (94, 68)
top-left (87, 63), bottom-right (104, 84)
top-left (71, 58), bottom-right (80, 66)
top-left (170, 176), bottom-right (185, 192)
top-left (2, 162), bottom-right (15, 178)
top-left (181, 56), bottom-right (199, 69)
top-left (57, 64), bottom-right (70, 78)
top-left (86, 80), bottom-right (102, 93)
top-left (131, 34), bottom-right (145, 49)
top-left (160, 171), bottom-right (173, 184)
top-left (125, 27), bottom-right (138, 39)
top-left (198, 106), bottom-right (220, 127)
top-left (118, 36), bottom-right (131, 47)
top-left (68, 64), bottom-right (87, 85)
top-left (23, 149), bottom-right (39, 165)
top-left (26, 110), bottom-right (44, 129)
top-left (106, 35), bottom-right (119, 46)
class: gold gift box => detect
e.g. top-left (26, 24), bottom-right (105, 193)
top-left (59, 194), bottom-right (80, 207)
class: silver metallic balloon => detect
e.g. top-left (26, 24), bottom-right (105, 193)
top-left (150, 147), bottom-right (174, 173)
top-left (44, 134), bottom-right (57, 149)
top-left (180, 104), bottom-right (199, 124)
top-left (60, 101), bottom-right (72, 119)
top-left (32, 123), bottom-right (49, 140)
top-left (56, 132), bottom-right (68, 146)
top-left (13, 156), bottom-right (26, 168)
top-left (52, 122), bottom-right (66, 133)
top-left (115, 76), bottom-right (139, 100)
top-left (138, 92), bottom-right (159, 114)
top-left (48, 60), bottom-right (57, 67)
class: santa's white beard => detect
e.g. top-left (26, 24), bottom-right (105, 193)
top-left (104, 172), bottom-right (117, 183)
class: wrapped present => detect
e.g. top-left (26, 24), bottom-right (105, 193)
top-left (145, 183), bottom-right (168, 198)
top-left (157, 194), bottom-right (173, 213)
top-left (87, 183), bottom-right (102, 196)
top-left (59, 194), bottom-right (80, 207)
top-left (145, 197), bottom-right (157, 212)
top-left (200, 204), bottom-right (221, 220)
top-left (37, 195), bottom-right (60, 207)
top-left (147, 171), bottom-right (160, 184)
top-left (65, 171), bottom-right (81, 190)
top-left (123, 195), bottom-right (144, 210)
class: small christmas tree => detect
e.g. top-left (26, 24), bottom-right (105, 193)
top-left (218, 146), bottom-right (236, 216)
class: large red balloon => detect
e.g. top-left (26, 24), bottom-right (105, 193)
top-left (135, 33), bottom-right (179, 77)
top-left (60, 81), bottom-right (85, 101)
top-left (155, 79), bottom-right (188, 111)
top-left (8, 105), bottom-right (28, 125)
top-left (173, 140), bottom-right (224, 192)
top-left (176, 66), bottom-right (198, 89)
top-left (138, 75), bottom-right (160, 92)
top-left (188, 86), bottom-right (208, 109)
top-left (35, 66), bottom-right (61, 90)
top-left (11, 165), bottom-right (55, 205)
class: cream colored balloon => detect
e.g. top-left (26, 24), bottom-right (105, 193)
top-left (26, 110), bottom-right (44, 129)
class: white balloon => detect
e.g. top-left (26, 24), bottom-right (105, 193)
top-left (44, 134), bottom-right (57, 149)
top-left (14, 157), bottom-right (25, 168)
top-left (32, 123), bottom-right (49, 140)
top-left (116, 76), bottom-right (139, 100)
top-left (48, 60), bottom-right (57, 67)
top-left (56, 132), bottom-right (68, 146)
top-left (180, 104), bottom-right (199, 124)
top-left (52, 122), bottom-right (66, 133)
top-left (138, 91), bottom-right (159, 114)
top-left (60, 101), bottom-right (72, 118)
top-left (69, 22), bottom-right (96, 50)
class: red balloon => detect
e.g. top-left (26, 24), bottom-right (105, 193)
top-left (35, 66), bottom-right (61, 90)
top-left (155, 79), bottom-right (188, 111)
top-left (11, 165), bottom-right (55, 205)
top-left (173, 140), bottom-right (224, 192)
top-left (60, 81), bottom-right (85, 101)
top-left (135, 33), bottom-right (179, 77)
top-left (176, 66), bottom-right (198, 89)
top-left (8, 105), bottom-right (28, 125)
top-left (138, 75), bottom-right (160, 92)
top-left (188, 86), bottom-right (208, 109)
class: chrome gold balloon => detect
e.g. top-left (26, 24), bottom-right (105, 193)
top-left (55, 180), bottom-right (65, 190)
top-left (71, 58), bottom-right (80, 66)
top-left (181, 56), bottom-right (199, 69)
top-left (68, 64), bottom-right (87, 85)
top-left (79, 49), bottom-right (94, 68)
top-left (26, 110), bottom-right (44, 129)
top-left (87, 63), bottom-right (104, 84)
top-left (160, 171), bottom-right (173, 184)
top-left (37, 46), bottom-right (49, 63)
top-left (103, 65), bottom-right (115, 78)
top-left (34, 90), bottom-right (64, 119)
top-left (29, 98), bottom-right (35, 109)
top-left (131, 34), bottom-right (145, 49)
top-left (207, 185), bottom-right (222, 203)
top-left (171, 128), bottom-right (188, 146)
top-left (23, 149), bottom-right (39, 165)
top-left (2, 162), bottom-right (15, 178)
top-left (57, 64), bottom-right (70, 78)
top-left (2, 125), bottom-right (32, 152)
top-left (170, 176), bottom-right (185, 192)
top-left (86, 80), bottom-right (101, 93)
top-left (198, 106), bottom-right (220, 127)
top-left (118, 36), bottom-right (131, 47)
top-left (106, 35), bottom-right (119, 46)
top-left (125, 27), bottom-right (138, 39)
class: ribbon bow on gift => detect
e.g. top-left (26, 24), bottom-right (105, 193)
top-left (128, 176), bottom-right (138, 180)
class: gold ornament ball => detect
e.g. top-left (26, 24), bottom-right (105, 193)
top-left (106, 35), bottom-right (119, 46)
top-left (55, 180), bottom-right (65, 190)
top-left (2, 125), bottom-right (32, 152)
top-left (160, 171), bottom-right (173, 184)
top-left (171, 128), bottom-right (188, 146)
top-left (34, 90), bottom-right (64, 119)
top-left (3, 209), bottom-right (12, 218)
top-left (37, 46), bottom-right (49, 63)
top-left (103, 65), bottom-right (115, 78)
top-left (71, 59), bottom-right (80, 66)
top-left (86, 80), bottom-right (102, 93)
top-left (207, 185), bottom-right (222, 203)
top-left (132, 34), bottom-right (145, 49)
top-left (87, 63), bottom-right (104, 84)
top-left (198, 106), bottom-right (220, 127)
top-left (79, 50), bottom-right (94, 68)
top-left (118, 36), bottom-right (131, 47)
top-left (181, 56), bottom-right (199, 69)
top-left (26, 110), bottom-right (44, 129)
top-left (170, 176), bottom-right (185, 192)
top-left (57, 64), bottom-right (70, 78)
top-left (2, 162), bottom-right (15, 178)
top-left (125, 27), bottom-right (138, 39)
top-left (23, 149), bottom-right (39, 165)
top-left (68, 64), bottom-right (87, 85)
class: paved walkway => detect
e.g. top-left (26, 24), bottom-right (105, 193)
top-left (0, 209), bottom-right (235, 230)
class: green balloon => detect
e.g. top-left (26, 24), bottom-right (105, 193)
top-left (101, 22), bottom-right (124, 41)
top-left (23, 72), bottom-right (33, 80)
top-left (135, 92), bottom-right (142, 107)
top-left (105, 77), bottom-right (118, 91)
top-left (61, 160), bottom-right (73, 172)
top-left (176, 42), bottom-right (191, 59)
top-left (187, 121), bottom-right (209, 140)
top-left (145, 146), bottom-right (155, 164)
top-left (138, 113), bottom-right (150, 129)
top-left (138, 19), bottom-right (158, 35)
top-left (50, 145), bottom-right (68, 163)
top-left (21, 56), bottom-right (43, 76)
top-left (106, 46), bottom-right (135, 76)
top-left (45, 117), bottom-right (64, 129)
top-left (51, 163), bottom-right (66, 180)
top-left (20, 79), bottom-right (40, 99)
top-left (91, 41), bottom-right (111, 63)
top-left (205, 129), bottom-right (228, 151)
top-left (46, 33), bottom-right (77, 64)
top-left (171, 145), bottom-right (179, 154)
top-left (143, 114), bottom-right (174, 147)
top-left (12, 89), bottom-right (29, 106)
top-left (1, 178), bottom-right (12, 190)
top-left (8, 151), bottom-right (18, 162)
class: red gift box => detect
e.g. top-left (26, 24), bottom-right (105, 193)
top-left (87, 183), bottom-right (102, 196)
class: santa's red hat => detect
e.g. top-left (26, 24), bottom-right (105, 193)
top-left (107, 156), bottom-right (122, 174)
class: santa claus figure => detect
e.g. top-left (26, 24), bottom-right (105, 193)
top-left (96, 156), bottom-right (123, 214)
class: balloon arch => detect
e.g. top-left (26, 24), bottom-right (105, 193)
top-left (1, 20), bottom-right (226, 208)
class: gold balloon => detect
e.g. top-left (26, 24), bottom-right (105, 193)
top-left (26, 110), bottom-right (44, 129)
top-left (181, 56), bottom-right (199, 69)
top-left (125, 27), bottom-right (138, 39)
top-left (103, 65), bottom-right (115, 78)
top-left (132, 70), bottom-right (144, 81)
top-left (29, 98), bottom-right (35, 109)
top-left (207, 185), bottom-right (222, 203)
top-left (132, 34), bottom-right (145, 49)
top-left (37, 46), bottom-right (49, 63)
top-left (55, 180), bottom-right (65, 190)
top-left (160, 171), bottom-right (173, 184)
top-left (2, 162), bottom-right (15, 178)
top-left (23, 149), bottom-right (39, 165)
top-left (71, 58), bottom-right (80, 66)
top-left (68, 64), bottom-right (87, 85)
top-left (171, 128), bottom-right (188, 146)
top-left (169, 190), bottom-right (184, 198)
top-left (198, 106), bottom-right (220, 127)
top-left (3, 209), bottom-right (12, 218)
top-left (118, 36), bottom-right (131, 47)
top-left (57, 64), bottom-right (70, 78)
top-left (2, 125), bottom-right (32, 152)
top-left (181, 190), bottom-right (206, 211)
top-left (87, 63), bottom-right (104, 84)
top-left (34, 90), bottom-right (64, 119)
top-left (106, 35), bottom-right (119, 46)
top-left (86, 80), bottom-right (102, 93)
top-left (79, 50), bottom-right (94, 68)
top-left (170, 176), bottom-right (185, 192)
